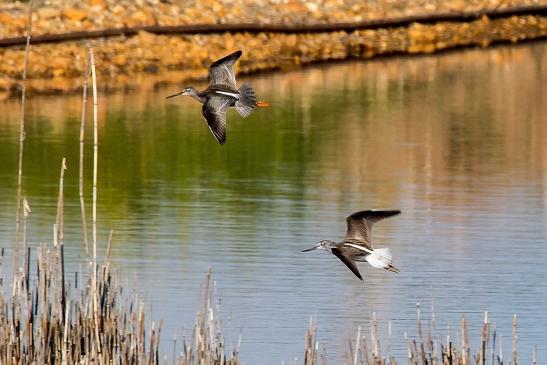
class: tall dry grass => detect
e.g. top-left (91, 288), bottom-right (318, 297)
top-left (300, 306), bottom-right (525, 365)
top-left (0, 239), bottom-right (240, 364)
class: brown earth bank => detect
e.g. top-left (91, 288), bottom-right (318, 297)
top-left (0, 0), bottom-right (546, 98)
top-left (1, 0), bottom-right (543, 38)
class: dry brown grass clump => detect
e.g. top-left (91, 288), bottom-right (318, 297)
top-left (300, 306), bottom-right (529, 365)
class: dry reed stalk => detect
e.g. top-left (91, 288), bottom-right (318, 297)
top-left (387, 321), bottom-right (392, 364)
top-left (432, 336), bottom-right (438, 365)
top-left (361, 335), bottom-right (371, 365)
top-left (79, 53), bottom-right (90, 256)
top-left (416, 303), bottom-right (426, 365)
top-left (348, 338), bottom-right (354, 363)
top-left (14, 0), bottom-right (33, 274)
top-left (172, 335), bottom-right (177, 365)
top-left (89, 46), bottom-right (102, 361)
top-left (461, 316), bottom-right (469, 365)
top-left (55, 158), bottom-right (67, 322)
top-left (61, 299), bottom-right (70, 365)
top-left (427, 302), bottom-right (434, 365)
top-left (59, 158), bottom-right (66, 325)
top-left (105, 229), bottom-right (114, 263)
top-left (490, 324), bottom-right (497, 365)
top-left (499, 334), bottom-right (503, 365)
top-left (55, 158), bottom-right (67, 246)
top-left (320, 344), bottom-right (328, 365)
top-left (22, 198), bottom-right (31, 292)
top-left (303, 317), bottom-right (318, 365)
top-left (371, 312), bottom-right (379, 359)
top-left (447, 337), bottom-right (453, 365)
top-left (412, 338), bottom-right (419, 365)
top-left (353, 325), bottom-right (361, 365)
top-left (404, 332), bottom-right (412, 364)
top-left (511, 315), bottom-right (517, 365)
top-left (479, 311), bottom-right (489, 365)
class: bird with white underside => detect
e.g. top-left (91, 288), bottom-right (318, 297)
top-left (166, 50), bottom-right (269, 145)
top-left (302, 210), bottom-right (401, 281)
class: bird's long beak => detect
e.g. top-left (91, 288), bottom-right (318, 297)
top-left (301, 244), bottom-right (319, 252)
top-left (166, 91), bottom-right (184, 99)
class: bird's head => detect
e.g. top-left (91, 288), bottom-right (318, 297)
top-left (166, 87), bottom-right (196, 99)
top-left (301, 240), bottom-right (336, 253)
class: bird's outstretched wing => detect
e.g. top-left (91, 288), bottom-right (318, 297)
top-left (208, 50), bottom-right (242, 89)
top-left (332, 247), bottom-right (363, 281)
top-left (345, 210), bottom-right (401, 243)
top-left (202, 96), bottom-right (231, 145)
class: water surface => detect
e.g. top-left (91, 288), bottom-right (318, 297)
top-left (1, 42), bottom-right (546, 364)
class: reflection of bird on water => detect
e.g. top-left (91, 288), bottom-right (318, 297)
top-left (302, 210), bottom-right (401, 281)
top-left (166, 50), bottom-right (269, 145)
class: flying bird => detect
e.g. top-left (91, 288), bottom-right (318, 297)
top-left (166, 50), bottom-right (268, 145)
top-left (302, 210), bottom-right (401, 281)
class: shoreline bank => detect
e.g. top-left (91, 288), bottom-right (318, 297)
top-left (0, 3), bottom-right (545, 98)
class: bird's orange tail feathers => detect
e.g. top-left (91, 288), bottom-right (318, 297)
top-left (257, 101), bottom-right (270, 107)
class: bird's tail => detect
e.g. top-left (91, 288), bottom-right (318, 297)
top-left (366, 248), bottom-right (399, 273)
top-left (236, 82), bottom-right (258, 117)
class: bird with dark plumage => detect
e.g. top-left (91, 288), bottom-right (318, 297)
top-left (302, 210), bottom-right (401, 281)
top-left (166, 50), bottom-right (269, 145)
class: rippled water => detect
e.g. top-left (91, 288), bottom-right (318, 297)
top-left (1, 42), bottom-right (546, 364)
